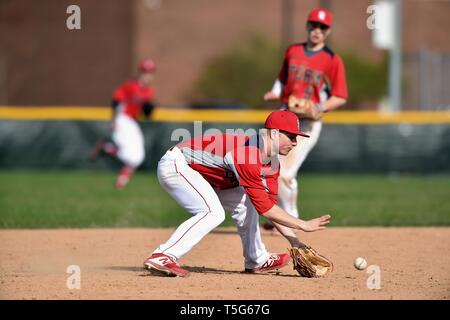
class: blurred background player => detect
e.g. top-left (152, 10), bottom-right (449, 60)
top-left (263, 8), bottom-right (348, 229)
top-left (90, 58), bottom-right (156, 189)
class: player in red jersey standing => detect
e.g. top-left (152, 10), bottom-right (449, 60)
top-left (263, 8), bottom-right (348, 229)
top-left (91, 59), bottom-right (156, 189)
top-left (143, 110), bottom-right (331, 277)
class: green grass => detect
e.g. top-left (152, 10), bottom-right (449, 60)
top-left (0, 171), bottom-right (449, 228)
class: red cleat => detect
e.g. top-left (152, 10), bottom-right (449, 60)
top-left (89, 138), bottom-right (105, 161)
top-left (115, 175), bottom-right (129, 190)
top-left (244, 253), bottom-right (290, 273)
top-left (143, 253), bottom-right (190, 277)
top-left (262, 221), bottom-right (275, 231)
top-left (115, 165), bottom-right (135, 190)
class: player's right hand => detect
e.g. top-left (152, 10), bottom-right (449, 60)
top-left (264, 91), bottom-right (280, 101)
top-left (300, 214), bottom-right (331, 232)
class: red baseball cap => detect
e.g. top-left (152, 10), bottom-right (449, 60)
top-left (139, 58), bottom-right (156, 73)
top-left (264, 110), bottom-right (310, 138)
top-left (307, 8), bottom-right (332, 27)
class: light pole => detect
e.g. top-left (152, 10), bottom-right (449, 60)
top-left (389, 0), bottom-right (402, 112)
top-left (281, 0), bottom-right (294, 47)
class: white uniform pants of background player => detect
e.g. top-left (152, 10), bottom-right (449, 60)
top-left (153, 147), bottom-right (271, 270)
top-left (112, 113), bottom-right (145, 168)
top-left (278, 119), bottom-right (322, 218)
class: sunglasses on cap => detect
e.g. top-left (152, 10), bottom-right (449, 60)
top-left (307, 22), bottom-right (329, 31)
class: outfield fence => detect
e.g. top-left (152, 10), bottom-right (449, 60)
top-left (0, 107), bottom-right (449, 173)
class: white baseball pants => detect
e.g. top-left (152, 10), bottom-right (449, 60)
top-left (153, 147), bottom-right (271, 269)
top-left (112, 113), bottom-right (145, 168)
top-left (278, 119), bottom-right (322, 218)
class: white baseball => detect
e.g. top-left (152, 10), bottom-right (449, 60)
top-left (354, 257), bottom-right (367, 270)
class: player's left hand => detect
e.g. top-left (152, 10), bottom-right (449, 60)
top-left (289, 245), bottom-right (333, 277)
top-left (264, 91), bottom-right (280, 101)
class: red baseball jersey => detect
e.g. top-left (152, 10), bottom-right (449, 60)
top-left (176, 134), bottom-right (280, 214)
top-left (278, 43), bottom-right (348, 104)
top-left (113, 79), bottom-right (155, 119)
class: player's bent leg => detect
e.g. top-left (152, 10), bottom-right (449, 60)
top-left (113, 117), bottom-right (145, 189)
top-left (217, 188), bottom-right (278, 271)
top-left (103, 141), bottom-right (119, 157)
top-left (89, 137), bottom-right (118, 161)
top-left (114, 142), bottom-right (145, 190)
top-left (113, 113), bottom-right (145, 164)
top-left (89, 138), bottom-right (105, 161)
top-left (144, 147), bottom-right (225, 277)
top-left (153, 202), bottom-right (225, 259)
top-left (237, 203), bottom-right (289, 274)
top-left (115, 165), bottom-right (135, 190)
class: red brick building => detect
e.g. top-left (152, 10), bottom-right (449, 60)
top-left (1, 0), bottom-right (449, 109)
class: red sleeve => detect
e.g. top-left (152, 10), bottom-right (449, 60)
top-left (329, 55), bottom-right (348, 99)
top-left (113, 82), bottom-right (128, 101)
top-left (263, 173), bottom-right (279, 204)
top-left (233, 151), bottom-right (277, 214)
top-left (235, 162), bottom-right (265, 189)
top-left (244, 187), bottom-right (276, 214)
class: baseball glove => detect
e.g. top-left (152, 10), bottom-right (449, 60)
top-left (287, 95), bottom-right (323, 120)
top-left (289, 245), bottom-right (333, 278)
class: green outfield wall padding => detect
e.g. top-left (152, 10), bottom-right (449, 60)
top-left (0, 120), bottom-right (449, 173)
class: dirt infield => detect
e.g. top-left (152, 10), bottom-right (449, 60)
top-left (0, 227), bottom-right (449, 300)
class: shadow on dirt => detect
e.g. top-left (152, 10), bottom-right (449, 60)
top-left (103, 265), bottom-right (298, 278)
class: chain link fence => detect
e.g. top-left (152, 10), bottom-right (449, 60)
top-left (404, 50), bottom-right (450, 111)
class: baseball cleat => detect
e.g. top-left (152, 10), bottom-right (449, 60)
top-left (115, 176), bottom-right (129, 190)
top-left (244, 253), bottom-right (290, 274)
top-left (89, 138), bottom-right (105, 161)
top-left (262, 221), bottom-right (275, 231)
top-left (143, 253), bottom-right (190, 277)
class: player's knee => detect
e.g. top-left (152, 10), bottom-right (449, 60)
top-left (231, 205), bottom-right (247, 227)
top-left (130, 151), bottom-right (145, 167)
top-left (279, 173), bottom-right (294, 186)
top-left (211, 206), bottom-right (226, 225)
top-left (137, 150), bottom-right (145, 165)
